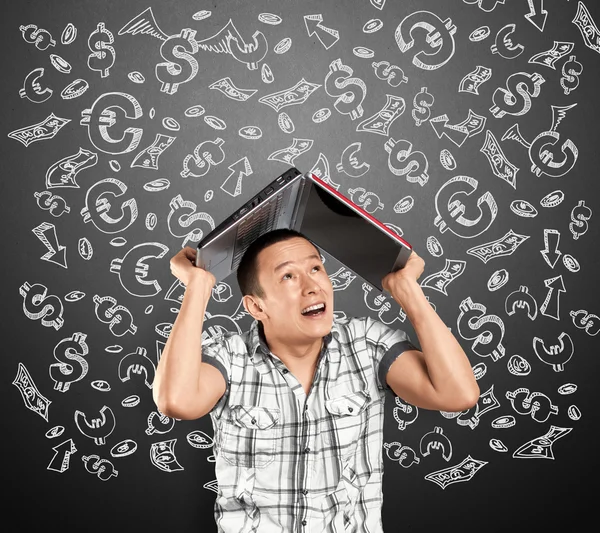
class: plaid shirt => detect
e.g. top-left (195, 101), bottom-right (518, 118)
top-left (201, 315), bottom-right (417, 533)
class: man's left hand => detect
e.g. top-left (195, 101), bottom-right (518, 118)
top-left (381, 250), bottom-right (425, 294)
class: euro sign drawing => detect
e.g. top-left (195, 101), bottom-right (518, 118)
top-left (395, 11), bottom-right (457, 70)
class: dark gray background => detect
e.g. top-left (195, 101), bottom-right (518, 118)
top-left (2, 0), bottom-right (598, 530)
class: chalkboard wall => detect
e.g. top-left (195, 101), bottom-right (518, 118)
top-left (3, 0), bottom-right (598, 530)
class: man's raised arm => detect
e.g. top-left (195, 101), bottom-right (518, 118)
top-left (153, 247), bottom-right (223, 420)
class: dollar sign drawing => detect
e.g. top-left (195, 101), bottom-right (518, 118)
top-left (569, 200), bottom-right (591, 240)
top-left (346, 187), bottom-right (384, 214)
top-left (490, 72), bottom-right (545, 118)
top-left (505, 389), bottom-right (559, 423)
top-left (181, 138), bottom-right (226, 178)
top-left (34, 191), bottom-right (70, 217)
top-left (19, 282), bottom-right (64, 330)
top-left (570, 310), bottom-right (600, 335)
top-left (457, 296), bottom-right (505, 362)
top-left (560, 55), bottom-right (583, 95)
top-left (20, 24), bottom-right (56, 50)
top-left (167, 194), bottom-right (216, 241)
top-left (93, 295), bottom-right (138, 336)
top-left (384, 138), bottom-right (429, 185)
top-left (371, 60), bottom-right (408, 87)
top-left (155, 29), bottom-right (199, 95)
top-left (82, 455), bottom-right (119, 481)
top-left (412, 87), bottom-right (434, 126)
top-left (324, 58), bottom-right (366, 120)
top-left (87, 22), bottom-right (115, 78)
top-left (49, 333), bottom-right (89, 392)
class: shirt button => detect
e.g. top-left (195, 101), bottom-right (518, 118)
top-left (251, 418), bottom-right (256, 424)
top-left (283, 369), bottom-right (288, 374)
top-left (302, 489), bottom-right (308, 495)
top-left (302, 520), bottom-right (307, 526)
top-left (304, 447), bottom-right (310, 453)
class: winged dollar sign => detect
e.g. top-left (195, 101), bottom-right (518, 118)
top-left (155, 29), bottom-right (199, 94)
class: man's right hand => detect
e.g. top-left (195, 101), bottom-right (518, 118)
top-left (169, 246), bottom-right (216, 291)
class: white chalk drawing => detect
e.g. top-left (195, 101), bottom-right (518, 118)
top-left (13, 362), bottom-right (51, 421)
top-left (82, 455), bottom-right (118, 480)
top-left (490, 23), bottom-right (524, 59)
top-left (7, 0), bottom-right (593, 513)
top-left (8, 113), bottom-right (70, 147)
top-left (395, 11), bottom-right (457, 70)
top-left (337, 141), bottom-right (370, 177)
top-left (150, 439), bottom-right (184, 472)
top-left (50, 332), bottom-right (89, 392)
top-left (324, 58), bottom-right (366, 120)
top-left (20, 24), bottom-right (55, 50)
top-left (80, 92), bottom-right (144, 154)
top-left (109, 242), bottom-right (170, 297)
top-left (384, 138), bottom-right (428, 186)
top-left (304, 14), bottom-right (339, 49)
top-left (87, 22), bottom-right (115, 77)
top-left (358, 94), bottom-right (405, 136)
top-left (572, 1), bottom-right (600, 55)
top-left (19, 67), bottom-right (52, 103)
top-left (75, 406), bottom-right (116, 445)
top-left (80, 177), bottom-right (138, 233)
top-left (424, 456), bottom-right (487, 489)
top-left (48, 439), bottom-right (77, 473)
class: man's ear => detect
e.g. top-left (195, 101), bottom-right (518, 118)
top-left (243, 295), bottom-right (265, 319)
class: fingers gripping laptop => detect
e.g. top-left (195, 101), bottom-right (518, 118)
top-left (195, 167), bottom-right (413, 291)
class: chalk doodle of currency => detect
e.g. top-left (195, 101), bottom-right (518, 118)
top-left (5, 2), bottom-right (597, 519)
top-left (395, 10), bottom-right (458, 70)
top-left (87, 22), bottom-right (116, 78)
top-left (502, 104), bottom-right (579, 178)
top-left (490, 23), bottom-right (525, 59)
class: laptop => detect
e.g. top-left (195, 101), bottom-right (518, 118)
top-left (195, 167), bottom-right (413, 291)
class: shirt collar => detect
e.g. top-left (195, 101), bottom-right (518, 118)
top-left (249, 318), bottom-right (336, 361)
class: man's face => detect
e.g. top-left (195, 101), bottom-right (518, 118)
top-left (251, 237), bottom-right (334, 341)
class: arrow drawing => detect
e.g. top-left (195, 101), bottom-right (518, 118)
top-left (525, 0), bottom-right (548, 32)
top-left (304, 14), bottom-right (339, 50)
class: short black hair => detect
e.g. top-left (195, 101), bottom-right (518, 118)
top-left (237, 228), bottom-right (319, 298)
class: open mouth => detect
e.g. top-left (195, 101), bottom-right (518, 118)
top-left (301, 302), bottom-right (326, 318)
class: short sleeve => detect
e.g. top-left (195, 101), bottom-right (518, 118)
top-left (201, 334), bottom-right (231, 418)
top-left (364, 316), bottom-right (419, 392)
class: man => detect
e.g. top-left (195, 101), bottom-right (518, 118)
top-left (153, 228), bottom-right (480, 532)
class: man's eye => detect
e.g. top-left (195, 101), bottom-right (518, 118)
top-left (282, 266), bottom-right (321, 280)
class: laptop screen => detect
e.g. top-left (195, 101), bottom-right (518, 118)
top-left (297, 181), bottom-right (408, 289)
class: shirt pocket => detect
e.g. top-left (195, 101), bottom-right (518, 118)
top-left (322, 389), bottom-right (371, 457)
top-left (220, 405), bottom-right (281, 469)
